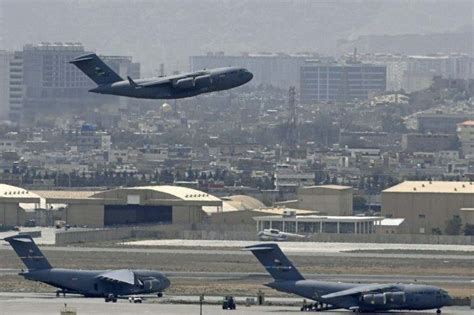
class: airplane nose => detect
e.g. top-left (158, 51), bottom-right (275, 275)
top-left (246, 71), bottom-right (253, 82)
top-left (162, 277), bottom-right (171, 289)
top-left (445, 294), bottom-right (454, 306)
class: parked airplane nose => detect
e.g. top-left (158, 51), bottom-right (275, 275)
top-left (162, 276), bottom-right (171, 289)
top-left (444, 293), bottom-right (454, 306)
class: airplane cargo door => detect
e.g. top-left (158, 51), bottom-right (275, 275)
top-left (104, 205), bottom-right (172, 226)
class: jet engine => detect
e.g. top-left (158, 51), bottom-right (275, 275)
top-left (173, 77), bottom-right (195, 89)
top-left (362, 293), bottom-right (387, 305)
top-left (141, 279), bottom-right (161, 291)
top-left (194, 75), bottom-right (213, 88)
top-left (384, 292), bottom-right (406, 304)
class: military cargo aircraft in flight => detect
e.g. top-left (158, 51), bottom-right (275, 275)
top-left (5, 235), bottom-right (170, 302)
top-left (70, 54), bottom-right (253, 99)
top-left (246, 243), bottom-right (453, 313)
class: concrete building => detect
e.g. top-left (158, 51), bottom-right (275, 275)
top-left (401, 133), bottom-right (458, 153)
top-left (21, 42), bottom-right (140, 120)
top-left (274, 164), bottom-right (315, 193)
top-left (254, 214), bottom-right (381, 235)
top-left (0, 51), bottom-right (23, 121)
top-left (297, 185), bottom-right (353, 216)
top-left (0, 184), bottom-right (41, 226)
top-left (300, 61), bottom-right (386, 103)
top-left (382, 181), bottom-right (474, 234)
top-left (402, 54), bottom-right (472, 92)
top-left (417, 113), bottom-right (473, 134)
top-left (457, 121), bottom-right (474, 158)
top-left (190, 52), bottom-right (323, 89)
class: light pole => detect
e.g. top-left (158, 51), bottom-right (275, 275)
top-left (199, 294), bottom-right (204, 315)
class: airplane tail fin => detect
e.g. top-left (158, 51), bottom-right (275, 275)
top-left (69, 53), bottom-right (123, 86)
top-left (4, 235), bottom-right (52, 271)
top-left (245, 243), bottom-right (304, 281)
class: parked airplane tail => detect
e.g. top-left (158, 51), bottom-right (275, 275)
top-left (69, 53), bottom-right (123, 86)
top-left (4, 235), bottom-right (52, 271)
top-left (245, 243), bottom-right (304, 281)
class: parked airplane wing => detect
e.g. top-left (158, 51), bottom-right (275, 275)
top-left (321, 283), bottom-right (396, 299)
top-left (96, 269), bottom-right (135, 285)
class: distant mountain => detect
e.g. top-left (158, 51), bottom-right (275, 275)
top-left (1, 0), bottom-right (472, 72)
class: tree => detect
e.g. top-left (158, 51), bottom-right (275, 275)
top-left (353, 196), bottom-right (367, 212)
top-left (463, 223), bottom-right (474, 236)
top-left (445, 216), bottom-right (462, 235)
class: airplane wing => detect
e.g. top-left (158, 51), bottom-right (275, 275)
top-left (96, 269), bottom-right (135, 285)
top-left (321, 283), bottom-right (397, 299)
top-left (138, 70), bottom-right (210, 88)
top-left (139, 78), bottom-right (172, 88)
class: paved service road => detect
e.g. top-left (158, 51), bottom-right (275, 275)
top-left (0, 293), bottom-right (471, 315)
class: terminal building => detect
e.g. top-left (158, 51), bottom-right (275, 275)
top-left (382, 181), bottom-right (474, 234)
top-left (254, 213), bottom-right (382, 235)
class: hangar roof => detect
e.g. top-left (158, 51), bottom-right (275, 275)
top-left (383, 181), bottom-right (474, 194)
top-left (222, 195), bottom-right (266, 210)
top-left (34, 190), bottom-right (100, 200)
top-left (123, 185), bottom-right (221, 202)
top-left (0, 184), bottom-right (41, 202)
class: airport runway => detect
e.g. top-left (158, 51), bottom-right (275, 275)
top-left (122, 239), bottom-right (474, 253)
top-left (0, 293), bottom-right (471, 315)
top-left (1, 245), bottom-right (472, 261)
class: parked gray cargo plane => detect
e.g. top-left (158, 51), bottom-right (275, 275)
top-left (246, 243), bottom-right (453, 313)
top-left (5, 235), bottom-right (170, 302)
top-left (70, 54), bottom-right (253, 99)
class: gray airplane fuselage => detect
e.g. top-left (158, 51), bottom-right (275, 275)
top-left (268, 280), bottom-right (453, 312)
top-left (21, 268), bottom-right (170, 297)
top-left (90, 67), bottom-right (253, 99)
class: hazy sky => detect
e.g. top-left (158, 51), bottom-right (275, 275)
top-left (0, 0), bottom-right (472, 73)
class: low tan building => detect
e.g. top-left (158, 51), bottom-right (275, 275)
top-left (296, 185), bottom-right (353, 216)
top-left (0, 184), bottom-right (41, 226)
top-left (382, 181), bottom-right (474, 234)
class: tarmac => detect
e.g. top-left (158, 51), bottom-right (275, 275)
top-left (0, 269), bottom-right (471, 285)
top-left (0, 293), bottom-right (471, 315)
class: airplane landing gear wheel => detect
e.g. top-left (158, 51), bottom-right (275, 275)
top-left (105, 294), bottom-right (116, 303)
top-left (436, 310), bottom-right (441, 314)
top-left (157, 292), bottom-right (163, 298)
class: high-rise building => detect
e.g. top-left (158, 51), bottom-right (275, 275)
top-left (0, 51), bottom-right (24, 122)
top-left (457, 121), bottom-right (474, 158)
top-left (21, 42), bottom-right (140, 120)
top-left (300, 61), bottom-right (386, 103)
top-left (0, 51), bottom-right (10, 120)
top-left (190, 52), bottom-right (326, 89)
top-left (402, 54), bottom-right (472, 92)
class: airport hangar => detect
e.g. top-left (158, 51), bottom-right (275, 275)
top-left (382, 181), bottom-right (474, 234)
top-left (0, 184), bottom-right (223, 228)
